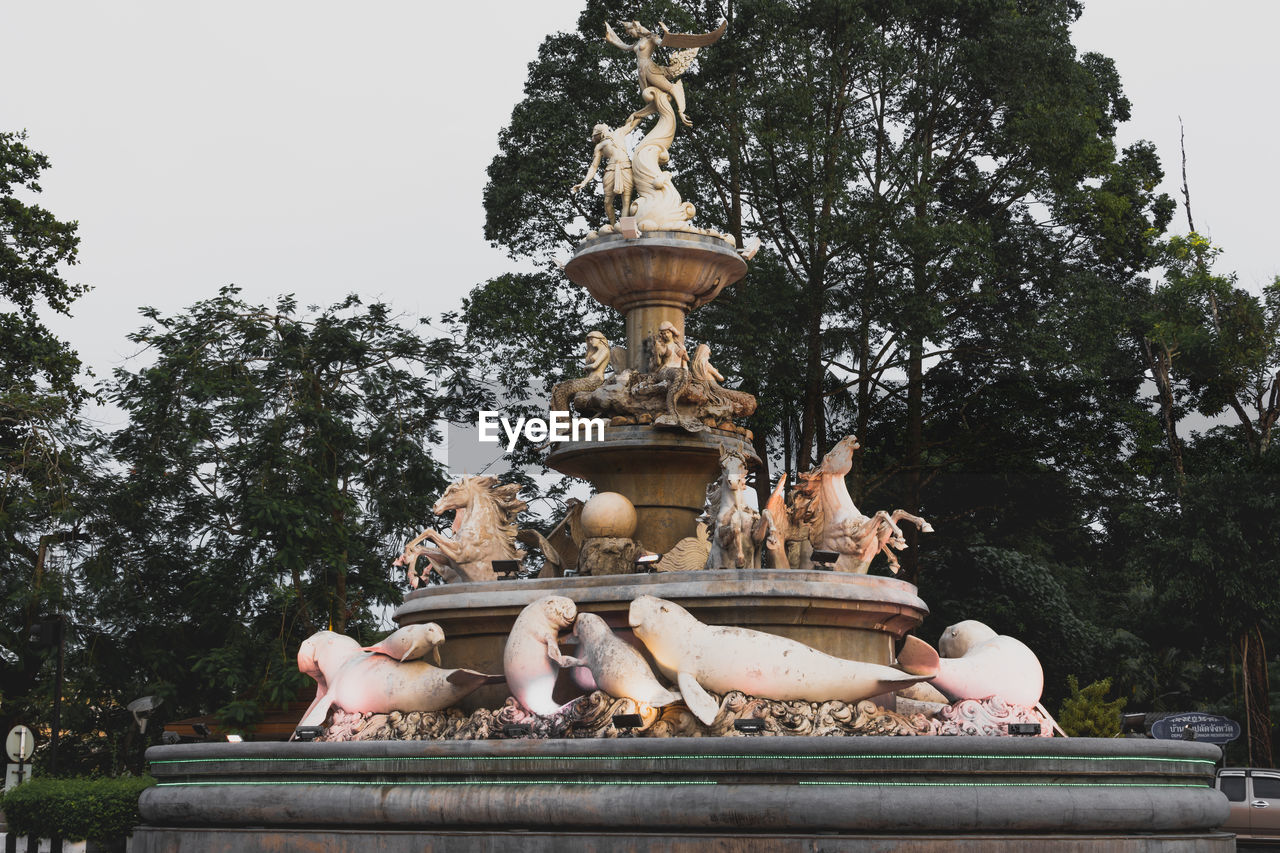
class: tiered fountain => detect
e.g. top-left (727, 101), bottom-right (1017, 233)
top-left (134, 19), bottom-right (1230, 851)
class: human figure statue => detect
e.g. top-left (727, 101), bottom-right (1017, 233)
top-left (691, 343), bottom-right (757, 420)
top-left (604, 20), bottom-right (727, 127)
top-left (650, 321), bottom-right (702, 431)
top-left (570, 119), bottom-right (639, 226)
top-left (551, 330), bottom-right (613, 412)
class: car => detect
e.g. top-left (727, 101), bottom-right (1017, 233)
top-left (1217, 767), bottom-right (1280, 842)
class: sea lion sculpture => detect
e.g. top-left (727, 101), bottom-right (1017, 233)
top-left (571, 612), bottom-right (681, 707)
top-left (503, 595), bottom-right (583, 715)
top-left (897, 620), bottom-right (1044, 707)
top-left (628, 595), bottom-right (933, 725)
top-left (296, 631), bottom-right (503, 730)
top-left (361, 623), bottom-right (445, 665)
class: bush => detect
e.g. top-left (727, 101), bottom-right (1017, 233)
top-left (0, 776), bottom-right (155, 844)
top-left (1058, 675), bottom-right (1126, 738)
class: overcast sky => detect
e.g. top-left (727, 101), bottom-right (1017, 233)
top-left (3, 1), bottom-right (1277, 439)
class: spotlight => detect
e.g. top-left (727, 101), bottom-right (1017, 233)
top-left (1007, 723), bottom-right (1041, 736)
top-left (562, 568), bottom-right (580, 577)
top-left (634, 554), bottom-right (661, 573)
top-left (192, 723), bottom-right (211, 739)
top-left (161, 731), bottom-right (181, 745)
top-left (733, 718), bottom-right (766, 734)
top-left (225, 734), bottom-right (243, 743)
top-left (810, 550), bottom-right (839, 570)
top-left (492, 560), bottom-right (522, 580)
top-left (1181, 726), bottom-right (1197, 741)
top-left (503, 723), bottom-right (531, 738)
top-left (294, 726), bottom-right (325, 742)
top-left (1121, 713), bottom-right (1147, 736)
top-left (612, 713), bottom-right (644, 735)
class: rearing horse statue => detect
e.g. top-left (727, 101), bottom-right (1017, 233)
top-left (705, 445), bottom-right (770, 569)
top-left (394, 476), bottom-right (526, 585)
top-left (793, 436), bottom-right (933, 574)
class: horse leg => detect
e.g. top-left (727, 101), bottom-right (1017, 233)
top-left (752, 511), bottom-right (769, 544)
top-left (422, 530), bottom-right (461, 564)
top-left (879, 543), bottom-right (902, 575)
top-left (890, 509), bottom-right (934, 534)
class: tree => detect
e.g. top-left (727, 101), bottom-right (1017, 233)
top-left (476, 0), bottom-right (1172, 591)
top-left (0, 130), bottom-right (91, 753)
top-left (1128, 232), bottom-right (1280, 766)
top-left (1057, 676), bottom-right (1125, 738)
top-left (85, 288), bottom-right (481, 737)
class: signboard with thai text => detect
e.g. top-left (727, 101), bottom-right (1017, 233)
top-left (1150, 712), bottom-right (1241, 744)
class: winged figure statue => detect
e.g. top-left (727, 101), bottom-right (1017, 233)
top-left (604, 20), bottom-right (727, 127)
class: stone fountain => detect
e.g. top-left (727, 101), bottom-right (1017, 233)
top-left (133, 18), bottom-right (1230, 851)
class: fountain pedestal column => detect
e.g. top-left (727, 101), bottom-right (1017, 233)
top-left (563, 231), bottom-right (745, 373)
top-left (552, 231), bottom-right (753, 553)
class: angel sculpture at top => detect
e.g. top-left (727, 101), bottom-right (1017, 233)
top-left (578, 18), bottom-right (730, 236)
top-left (604, 20), bottom-right (727, 127)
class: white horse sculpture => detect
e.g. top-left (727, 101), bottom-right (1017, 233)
top-left (394, 476), bottom-right (526, 585)
top-left (705, 445), bottom-right (770, 569)
top-left (794, 436), bottom-right (932, 574)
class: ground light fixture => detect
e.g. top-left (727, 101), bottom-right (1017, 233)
top-left (226, 734), bottom-right (243, 743)
top-left (502, 723), bottom-right (531, 738)
top-left (612, 713), bottom-right (644, 735)
top-left (492, 559), bottom-right (521, 579)
top-left (192, 723), bottom-right (211, 739)
top-left (635, 553), bottom-right (661, 573)
top-left (1007, 723), bottom-right (1041, 736)
top-left (1121, 712), bottom-right (1147, 735)
top-left (294, 726), bottom-right (325, 742)
top-left (733, 718), bottom-right (766, 734)
top-left (810, 549), bottom-right (839, 570)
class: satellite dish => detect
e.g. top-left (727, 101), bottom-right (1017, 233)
top-left (127, 695), bottom-right (163, 734)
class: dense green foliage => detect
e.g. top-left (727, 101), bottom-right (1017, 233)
top-left (74, 288), bottom-right (482, 751)
top-left (475, 0), bottom-right (1173, 587)
top-left (1058, 676), bottom-right (1125, 738)
top-left (0, 775), bottom-right (155, 843)
top-left (0, 130), bottom-right (93, 756)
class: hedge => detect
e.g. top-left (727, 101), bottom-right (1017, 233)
top-left (0, 776), bottom-right (155, 843)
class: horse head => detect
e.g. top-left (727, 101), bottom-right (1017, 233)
top-left (434, 474), bottom-right (508, 514)
top-left (820, 435), bottom-right (861, 476)
top-left (721, 451), bottom-right (748, 494)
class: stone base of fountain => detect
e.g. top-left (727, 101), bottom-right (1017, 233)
top-left (134, 736), bottom-right (1230, 852)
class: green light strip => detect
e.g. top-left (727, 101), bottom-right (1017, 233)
top-left (152, 779), bottom-right (1205, 790)
top-left (151, 753), bottom-right (1216, 767)
top-left (798, 781), bottom-right (1207, 788)
top-left (157, 780), bottom-right (717, 787)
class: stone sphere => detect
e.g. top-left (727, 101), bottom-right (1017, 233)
top-left (579, 492), bottom-right (638, 539)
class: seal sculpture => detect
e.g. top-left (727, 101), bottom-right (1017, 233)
top-left (361, 623), bottom-right (445, 665)
top-left (503, 595), bottom-right (583, 715)
top-left (571, 612), bottom-right (681, 707)
top-left (628, 594), bottom-right (933, 725)
top-left (897, 620), bottom-right (1044, 707)
top-left (296, 631), bottom-right (503, 730)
